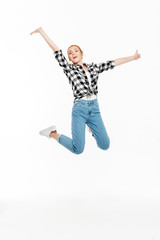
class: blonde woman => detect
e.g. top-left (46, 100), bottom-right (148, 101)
top-left (30, 27), bottom-right (141, 154)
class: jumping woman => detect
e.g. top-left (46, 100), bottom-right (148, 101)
top-left (30, 27), bottom-right (141, 155)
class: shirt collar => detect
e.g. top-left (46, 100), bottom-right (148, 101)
top-left (69, 62), bottom-right (93, 70)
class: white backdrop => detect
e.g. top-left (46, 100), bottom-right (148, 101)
top-left (0, 0), bottom-right (160, 239)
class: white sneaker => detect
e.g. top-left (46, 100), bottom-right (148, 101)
top-left (39, 125), bottom-right (56, 138)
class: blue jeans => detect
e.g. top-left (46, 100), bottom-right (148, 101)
top-left (57, 99), bottom-right (110, 154)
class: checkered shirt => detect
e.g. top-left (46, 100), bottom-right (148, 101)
top-left (53, 49), bottom-right (115, 102)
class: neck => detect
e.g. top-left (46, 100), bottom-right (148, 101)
top-left (73, 60), bottom-right (84, 67)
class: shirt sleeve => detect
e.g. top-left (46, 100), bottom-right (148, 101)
top-left (95, 60), bottom-right (115, 73)
top-left (53, 49), bottom-right (70, 70)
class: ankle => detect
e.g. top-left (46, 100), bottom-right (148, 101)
top-left (49, 131), bottom-right (59, 140)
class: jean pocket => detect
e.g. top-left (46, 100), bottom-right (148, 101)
top-left (74, 102), bottom-right (85, 107)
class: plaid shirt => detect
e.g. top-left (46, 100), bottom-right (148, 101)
top-left (53, 49), bottom-right (115, 101)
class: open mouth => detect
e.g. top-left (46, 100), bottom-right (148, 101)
top-left (73, 56), bottom-right (77, 59)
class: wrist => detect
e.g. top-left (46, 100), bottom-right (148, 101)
top-left (132, 55), bottom-right (135, 61)
top-left (39, 27), bottom-right (44, 34)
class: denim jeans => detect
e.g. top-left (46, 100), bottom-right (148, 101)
top-left (57, 99), bottom-right (110, 154)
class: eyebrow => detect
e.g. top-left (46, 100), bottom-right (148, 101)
top-left (68, 48), bottom-right (78, 53)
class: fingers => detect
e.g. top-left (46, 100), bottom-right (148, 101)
top-left (30, 28), bottom-right (39, 35)
top-left (30, 30), bottom-right (36, 35)
top-left (134, 50), bottom-right (141, 59)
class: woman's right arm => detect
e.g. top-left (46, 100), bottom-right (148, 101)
top-left (30, 27), bottom-right (59, 52)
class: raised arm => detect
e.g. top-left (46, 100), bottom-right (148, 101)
top-left (30, 27), bottom-right (59, 52)
top-left (114, 50), bottom-right (141, 66)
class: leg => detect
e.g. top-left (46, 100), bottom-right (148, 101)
top-left (51, 105), bottom-right (86, 154)
top-left (87, 103), bottom-right (110, 150)
top-left (49, 130), bottom-right (59, 140)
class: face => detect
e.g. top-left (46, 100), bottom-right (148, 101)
top-left (68, 46), bottom-right (83, 64)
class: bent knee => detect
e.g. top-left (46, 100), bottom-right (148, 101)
top-left (74, 148), bottom-right (84, 155)
top-left (73, 145), bottom-right (84, 155)
top-left (99, 139), bottom-right (110, 150)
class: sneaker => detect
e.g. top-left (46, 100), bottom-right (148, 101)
top-left (39, 125), bottom-right (56, 138)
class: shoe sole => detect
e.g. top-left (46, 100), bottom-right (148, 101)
top-left (39, 125), bottom-right (56, 137)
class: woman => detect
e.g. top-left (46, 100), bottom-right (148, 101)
top-left (30, 27), bottom-right (141, 154)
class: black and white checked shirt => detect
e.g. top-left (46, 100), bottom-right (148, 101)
top-left (53, 49), bottom-right (115, 102)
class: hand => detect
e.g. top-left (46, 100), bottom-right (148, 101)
top-left (30, 27), bottom-right (43, 36)
top-left (133, 50), bottom-right (141, 60)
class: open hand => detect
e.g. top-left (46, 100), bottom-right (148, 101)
top-left (30, 27), bottom-right (42, 36)
top-left (133, 50), bottom-right (141, 60)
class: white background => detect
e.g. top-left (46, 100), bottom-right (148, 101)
top-left (0, 0), bottom-right (160, 239)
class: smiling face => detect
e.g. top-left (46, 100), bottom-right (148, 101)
top-left (67, 45), bottom-right (83, 64)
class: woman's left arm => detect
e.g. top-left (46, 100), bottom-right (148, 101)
top-left (114, 50), bottom-right (141, 67)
